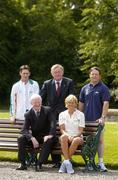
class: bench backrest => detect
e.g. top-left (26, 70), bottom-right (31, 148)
top-left (0, 119), bottom-right (99, 152)
top-left (0, 119), bottom-right (23, 151)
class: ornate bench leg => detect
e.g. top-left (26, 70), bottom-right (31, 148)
top-left (81, 124), bottom-right (104, 171)
top-left (25, 151), bottom-right (38, 168)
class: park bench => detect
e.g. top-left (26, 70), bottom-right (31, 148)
top-left (0, 119), bottom-right (102, 171)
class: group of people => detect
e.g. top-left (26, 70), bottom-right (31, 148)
top-left (10, 64), bottom-right (110, 174)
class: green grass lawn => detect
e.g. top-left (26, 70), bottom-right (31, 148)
top-left (0, 111), bottom-right (118, 169)
top-left (104, 122), bottom-right (118, 169)
top-left (0, 111), bottom-right (10, 119)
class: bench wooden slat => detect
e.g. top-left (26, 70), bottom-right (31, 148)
top-left (0, 138), bottom-right (18, 142)
top-left (0, 129), bottom-right (20, 133)
top-left (84, 127), bottom-right (98, 131)
top-left (0, 119), bottom-right (23, 124)
top-left (0, 133), bottom-right (19, 138)
top-left (0, 124), bottom-right (23, 129)
top-left (85, 122), bottom-right (98, 126)
top-left (0, 147), bottom-right (18, 151)
top-left (0, 142), bottom-right (17, 146)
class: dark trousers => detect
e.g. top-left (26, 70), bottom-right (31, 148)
top-left (50, 111), bottom-right (62, 164)
top-left (51, 154), bottom-right (61, 163)
top-left (17, 135), bottom-right (55, 164)
top-left (51, 136), bottom-right (61, 163)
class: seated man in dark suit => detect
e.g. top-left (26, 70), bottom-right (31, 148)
top-left (16, 94), bottom-right (56, 171)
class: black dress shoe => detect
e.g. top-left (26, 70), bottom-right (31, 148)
top-left (16, 164), bottom-right (27, 170)
top-left (52, 162), bottom-right (61, 168)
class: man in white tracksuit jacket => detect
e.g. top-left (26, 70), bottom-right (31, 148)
top-left (10, 65), bottom-right (40, 122)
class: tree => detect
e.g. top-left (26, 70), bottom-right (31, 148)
top-left (79, 0), bottom-right (118, 86)
top-left (0, 0), bottom-right (26, 107)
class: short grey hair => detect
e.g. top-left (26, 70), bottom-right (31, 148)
top-left (30, 94), bottom-right (42, 103)
top-left (51, 64), bottom-right (64, 73)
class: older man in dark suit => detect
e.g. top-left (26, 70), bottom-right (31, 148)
top-left (16, 94), bottom-right (56, 171)
top-left (40, 64), bottom-right (75, 167)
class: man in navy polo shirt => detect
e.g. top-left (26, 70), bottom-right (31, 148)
top-left (79, 67), bottom-right (110, 172)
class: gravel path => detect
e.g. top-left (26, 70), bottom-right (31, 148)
top-left (0, 162), bottom-right (118, 180)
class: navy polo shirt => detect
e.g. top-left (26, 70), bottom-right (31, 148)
top-left (79, 81), bottom-right (110, 122)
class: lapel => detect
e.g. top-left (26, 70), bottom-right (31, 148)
top-left (60, 78), bottom-right (67, 97)
top-left (51, 79), bottom-right (57, 96)
top-left (30, 108), bottom-right (38, 122)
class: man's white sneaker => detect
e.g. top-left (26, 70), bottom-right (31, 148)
top-left (98, 163), bottom-right (107, 172)
top-left (58, 162), bottom-right (66, 173)
top-left (65, 161), bottom-right (74, 174)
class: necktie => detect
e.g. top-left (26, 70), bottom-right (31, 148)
top-left (36, 111), bottom-right (40, 118)
top-left (56, 81), bottom-right (61, 96)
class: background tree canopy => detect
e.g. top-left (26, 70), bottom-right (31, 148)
top-left (0, 0), bottom-right (118, 108)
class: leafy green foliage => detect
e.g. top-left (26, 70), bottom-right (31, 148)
top-left (79, 0), bottom-right (118, 86)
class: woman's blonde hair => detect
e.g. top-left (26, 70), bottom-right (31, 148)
top-left (65, 94), bottom-right (78, 108)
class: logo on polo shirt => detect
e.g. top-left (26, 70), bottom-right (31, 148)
top-left (95, 91), bottom-right (99, 94)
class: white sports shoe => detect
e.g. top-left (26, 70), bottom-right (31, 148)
top-left (58, 162), bottom-right (66, 173)
top-left (65, 161), bottom-right (74, 174)
top-left (98, 163), bottom-right (108, 172)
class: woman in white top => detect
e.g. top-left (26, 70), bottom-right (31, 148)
top-left (58, 94), bottom-right (85, 174)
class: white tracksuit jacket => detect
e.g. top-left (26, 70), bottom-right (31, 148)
top-left (10, 79), bottom-right (40, 120)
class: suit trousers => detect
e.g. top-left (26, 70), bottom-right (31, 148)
top-left (51, 136), bottom-right (61, 163)
top-left (17, 135), bottom-right (55, 164)
top-left (50, 114), bottom-right (62, 164)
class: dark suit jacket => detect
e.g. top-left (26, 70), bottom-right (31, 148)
top-left (21, 106), bottom-right (56, 141)
top-left (40, 77), bottom-right (74, 118)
